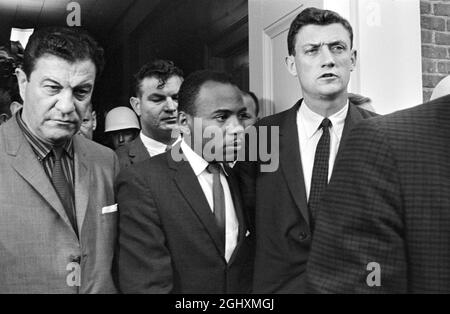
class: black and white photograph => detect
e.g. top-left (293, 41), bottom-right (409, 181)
top-left (0, 0), bottom-right (449, 304)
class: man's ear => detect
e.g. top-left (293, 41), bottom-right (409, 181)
top-left (177, 111), bottom-right (191, 135)
top-left (15, 68), bottom-right (28, 103)
top-left (285, 55), bottom-right (298, 77)
top-left (129, 97), bottom-right (141, 116)
top-left (10, 101), bottom-right (22, 115)
top-left (92, 110), bottom-right (97, 131)
top-left (350, 49), bottom-right (357, 71)
top-left (0, 113), bottom-right (9, 125)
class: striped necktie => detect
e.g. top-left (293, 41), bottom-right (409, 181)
top-left (308, 118), bottom-right (332, 231)
top-left (207, 162), bottom-right (226, 247)
top-left (52, 147), bottom-right (78, 237)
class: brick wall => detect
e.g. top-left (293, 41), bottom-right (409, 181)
top-left (421, 0), bottom-right (450, 101)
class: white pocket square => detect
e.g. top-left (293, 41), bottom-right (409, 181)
top-left (102, 204), bottom-right (118, 214)
top-left (246, 230), bottom-right (250, 237)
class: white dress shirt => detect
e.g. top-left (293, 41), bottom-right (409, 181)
top-left (297, 100), bottom-right (349, 201)
top-left (140, 132), bottom-right (180, 157)
top-left (180, 140), bottom-right (239, 262)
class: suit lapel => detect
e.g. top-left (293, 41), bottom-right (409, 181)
top-left (6, 117), bottom-right (76, 234)
top-left (129, 136), bottom-right (149, 164)
top-left (279, 101), bottom-right (311, 227)
top-left (168, 145), bottom-right (226, 257)
top-left (337, 103), bottom-right (365, 157)
top-left (72, 136), bottom-right (90, 233)
top-left (225, 168), bottom-right (248, 265)
top-left (226, 169), bottom-right (247, 242)
top-left (278, 102), bottom-right (367, 228)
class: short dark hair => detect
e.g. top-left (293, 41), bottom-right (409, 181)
top-left (133, 59), bottom-right (183, 97)
top-left (287, 7), bottom-right (353, 56)
top-left (178, 70), bottom-right (236, 115)
top-left (243, 90), bottom-right (259, 117)
top-left (23, 26), bottom-right (105, 78)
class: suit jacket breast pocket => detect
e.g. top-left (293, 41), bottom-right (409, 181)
top-left (100, 208), bottom-right (118, 243)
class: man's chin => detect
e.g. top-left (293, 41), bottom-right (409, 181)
top-left (223, 149), bottom-right (240, 163)
top-left (317, 82), bottom-right (347, 95)
top-left (42, 128), bottom-right (76, 145)
top-left (317, 88), bottom-right (346, 99)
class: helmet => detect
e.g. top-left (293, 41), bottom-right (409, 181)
top-left (431, 75), bottom-right (450, 101)
top-left (104, 106), bottom-right (140, 132)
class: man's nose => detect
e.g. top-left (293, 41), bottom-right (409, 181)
top-left (226, 115), bottom-right (245, 135)
top-left (118, 133), bottom-right (125, 143)
top-left (164, 97), bottom-right (177, 112)
top-left (55, 90), bottom-right (76, 114)
top-left (320, 46), bottom-right (335, 68)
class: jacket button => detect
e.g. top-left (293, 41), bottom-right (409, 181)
top-left (69, 255), bottom-right (81, 263)
top-left (299, 232), bottom-right (308, 240)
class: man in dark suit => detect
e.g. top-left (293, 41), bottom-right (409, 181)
top-left (115, 60), bottom-right (183, 168)
top-left (238, 7), bottom-right (377, 293)
top-left (307, 95), bottom-right (450, 293)
top-left (115, 70), bottom-right (253, 293)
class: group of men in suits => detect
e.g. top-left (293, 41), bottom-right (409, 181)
top-left (1, 6), bottom-right (449, 294)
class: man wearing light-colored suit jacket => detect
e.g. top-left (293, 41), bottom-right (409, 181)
top-left (237, 7), bottom-right (377, 293)
top-left (0, 27), bottom-right (119, 293)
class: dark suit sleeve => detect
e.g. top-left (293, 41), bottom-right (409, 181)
top-left (115, 146), bottom-right (131, 170)
top-left (115, 165), bottom-right (173, 293)
top-left (307, 119), bottom-right (408, 293)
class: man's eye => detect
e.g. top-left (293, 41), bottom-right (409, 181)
top-left (45, 85), bottom-right (61, 93)
top-left (74, 90), bottom-right (89, 99)
top-left (171, 95), bottom-right (179, 102)
top-left (215, 115), bottom-right (227, 122)
top-left (305, 48), bottom-right (318, 55)
top-left (148, 96), bottom-right (165, 103)
top-left (240, 113), bottom-right (251, 120)
top-left (331, 45), bottom-right (345, 53)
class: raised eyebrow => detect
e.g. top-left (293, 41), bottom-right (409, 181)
top-left (75, 83), bottom-right (93, 90)
top-left (212, 109), bottom-right (233, 115)
top-left (147, 92), bottom-right (166, 98)
top-left (327, 40), bottom-right (348, 47)
top-left (303, 41), bottom-right (347, 49)
top-left (42, 78), bottom-right (62, 86)
top-left (302, 43), bottom-right (321, 49)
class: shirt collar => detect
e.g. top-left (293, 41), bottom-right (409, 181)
top-left (140, 132), bottom-right (169, 154)
top-left (180, 140), bottom-right (229, 177)
top-left (298, 99), bottom-right (349, 139)
top-left (16, 109), bottom-right (74, 160)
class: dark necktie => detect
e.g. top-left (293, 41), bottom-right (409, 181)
top-left (308, 118), bottom-right (332, 230)
top-left (207, 163), bottom-right (226, 247)
top-left (52, 147), bottom-right (78, 237)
